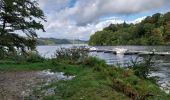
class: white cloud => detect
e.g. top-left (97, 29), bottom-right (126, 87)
top-left (38, 0), bottom-right (69, 12)
top-left (39, 17), bottom-right (146, 40)
top-left (131, 16), bottom-right (147, 24)
top-left (49, 0), bottom-right (168, 25)
top-left (36, 0), bottom-right (170, 40)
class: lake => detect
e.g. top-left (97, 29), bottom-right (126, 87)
top-left (37, 44), bottom-right (170, 93)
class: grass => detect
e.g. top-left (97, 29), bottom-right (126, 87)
top-left (43, 61), bottom-right (170, 100)
top-left (43, 63), bottom-right (129, 100)
top-left (0, 58), bottom-right (170, 100)
top-left (0, 60), bottom-right (52, 71)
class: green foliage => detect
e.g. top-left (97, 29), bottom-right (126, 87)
top-left (0, 58), bottom-right (169, 99)
top-left (83, 57), bottom-right (107, 71)
top-left (53, 46), bottom-right (89, 64)
top-left (129, 55), bottom-right (154, 79)
top-left (47, 58), bottom-right (170, 100)
top-left (89, 30), bottom-right (112, 45)
top-left (23, 51), bottom-right (45, 63)
top-left (89, 12), bottom-right (170, 46)
top-left (0, 50), bottom-right (45, 63)
top-left (0, 47), bottom-right (8, 59)
top-left (0, 0), bottom-right (46, 54)
top-left (0, 61), bottom-right (52, 71)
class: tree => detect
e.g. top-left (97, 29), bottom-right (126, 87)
top-left (0, 0), bottom-right (46, 54)
top-left (122, 21), bottom-right (128, 28)
top-left (164, 23), bottom-right (170, 44)
top-left (151, 13), bottom-right (161, 27)
top-left (89, 12), bottom-right (170, 46)
top-left (148, 28), bottom-right (164, 45)
top-left (163, 12), bottom-right (170, 22)
top-left (103, 24), bottom-right (118, 32)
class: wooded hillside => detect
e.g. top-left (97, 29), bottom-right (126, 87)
top-left (89, 12), bottom-right (170, 46)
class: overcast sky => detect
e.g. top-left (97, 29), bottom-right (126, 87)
top-left (37, 0), bottom-right (170, 40)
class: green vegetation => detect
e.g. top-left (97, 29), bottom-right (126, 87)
top-left (37, 38), bottom-right (88, 45)
top-left (0, 48), bottom-right (169, 100)
top-left (0, 58), bottom-right (169, 99)
top-left (0, 0), bottom-right (46, 58)
top-left (54, 46), bottom-right (89, 64)
top-left (0, 61), bottom-right (51, 71)
top-left (41, 64), bottom-right (170, 99)
top-left (129, 54), bottom-right (155, 79)
top-left (89, 12), bottom-right (170, 46)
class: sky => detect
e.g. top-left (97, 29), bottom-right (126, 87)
top-left (37, 0), bottom-right (170, 40)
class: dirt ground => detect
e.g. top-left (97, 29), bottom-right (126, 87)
top-left (0, 70), bottom-right (74, 100)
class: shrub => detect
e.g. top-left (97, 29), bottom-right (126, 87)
top-left (54, 46), bottom-right (89, 64)
top-left (24, 51), bottom-right (45, 63)
top-left (0, 47), bottom-right (7, 59)
top-left (0, 47), bottom-right (18, 60)
top-left (13, 51), bottom-right (44, 63)
top-left (0, 46), bottom-right (44, 63)
top-left (129, 54), bottom-right (155, 79)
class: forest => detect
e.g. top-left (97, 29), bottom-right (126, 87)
top-left (89, 12), bottom-right (170, 46)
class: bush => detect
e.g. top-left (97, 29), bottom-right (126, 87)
top-left (13, 51), bottom-right (44, 63)
top-left (24, 51), bottom-right (45, 63)
top-left (83, 57), bottom-right (107, 71)
top-left (0, 47), bottom-right (18, 60)
top-left (0, 46), bottom-right (45, 63)
top-left (0, 47), bottom-right (7, 59)
top-left (129, 54), bottom-right (154, 79)
top-left (54, 46), bottom-right (89, 64)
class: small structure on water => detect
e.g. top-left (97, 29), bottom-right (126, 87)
top-left (89, 47), bottom-right (170, 56)
top-left (114, 48), bottom-right (128, 54)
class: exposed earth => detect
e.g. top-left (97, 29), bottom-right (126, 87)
top-left (0, 70), bottom-right (74, 100)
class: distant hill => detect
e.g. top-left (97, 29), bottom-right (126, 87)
top-left (37, 38), bottom-right (88, 45)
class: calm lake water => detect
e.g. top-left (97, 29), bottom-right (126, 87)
top-left (37, 44), bottom-right (170, 93)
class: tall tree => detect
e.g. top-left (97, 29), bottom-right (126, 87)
top-left (0, 0), bottom-right (46, 53)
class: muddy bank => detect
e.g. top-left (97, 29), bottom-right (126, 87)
top-left (0, 70), bottom-right (75, 100)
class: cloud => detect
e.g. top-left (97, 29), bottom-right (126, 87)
top-left (55, 0), bottom-right (169, 25)
top-left (39, 16), bottom-right (146, 40)
top-left (38, 0), bottom-right (69, 13)
top-left (39, 0), bottom-right (170, 25)
top-left (36, 0), bottom-right (170, 40)
top-left (129, 16), bottom-right (147, 24)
